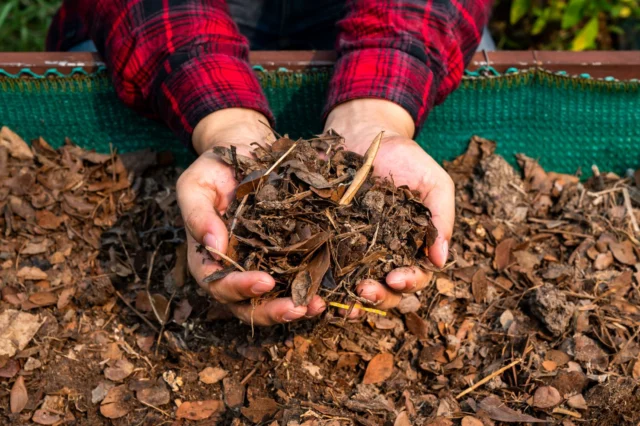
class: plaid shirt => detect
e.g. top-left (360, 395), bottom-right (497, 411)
top-left (47, 0), bottom-right (491, 146)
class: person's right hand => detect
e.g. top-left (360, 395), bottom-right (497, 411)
top-left (178, 108), bottom-right (326, 325)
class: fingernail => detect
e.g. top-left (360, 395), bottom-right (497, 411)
top-left (283, 307), bottom-right (307, 322)
top-left (359, 287), bottom-right (377, 301)
top-left (441, 240), bottom-right (449, 263)
top-left (387, 278), bottom-right (405, 290)
top-left (203, 233), bottom-right (221, 260)
top-left (251, 280), bottom-right (273, 295)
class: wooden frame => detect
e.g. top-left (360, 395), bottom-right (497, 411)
top-left (0, 51), bottom-right (638, 79)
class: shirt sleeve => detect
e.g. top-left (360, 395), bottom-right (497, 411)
top-left (325, 0), bottom-right (492, 130)
top-left (47, 0), bottom-right (273, 146)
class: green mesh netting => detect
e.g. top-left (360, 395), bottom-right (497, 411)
top-left (1, 67), bottom-right (639, 175)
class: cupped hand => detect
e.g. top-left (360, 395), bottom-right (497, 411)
top-left (324, 99), bottom-right (455, 315)
top-left (178, 108), bottom-right (326, 325)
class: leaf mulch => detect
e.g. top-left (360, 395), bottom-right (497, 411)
top-left (2, 126), bottom-right (640, 425)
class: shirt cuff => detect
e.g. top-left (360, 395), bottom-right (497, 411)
top-left (324, 48), bottom-right (442, 129)
top-left (154, 53), bottom-right (274, 146)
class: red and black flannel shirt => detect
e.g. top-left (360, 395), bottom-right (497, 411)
top-left (47, 0), bottom-right (492, 147)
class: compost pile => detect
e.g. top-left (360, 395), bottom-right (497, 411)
top-left (3, 127), bottom-right (640, 426)
top-left (210, 133), bottom-right (437, 308)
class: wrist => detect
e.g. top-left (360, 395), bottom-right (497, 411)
top-left (324, 99), bottom-right (415, 152)
top-left (192, 108), bottom-right (273, 156)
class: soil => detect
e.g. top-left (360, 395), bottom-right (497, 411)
top-left (2, 128), bottom-right (640, 425)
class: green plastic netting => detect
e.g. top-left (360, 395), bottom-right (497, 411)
top-left (1, 66), bottom-right (639, 175)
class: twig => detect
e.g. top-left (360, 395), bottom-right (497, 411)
top-left (240, 365), bottom-right (259, 385)
top-left (612, 326), bottom-right (640, 365)
top-left (146, 243), bottom-right (165, 326)
top-left (139, 400), bottom-right (173, 418)
top-left (155, 290), bottom-right (177, 356)
top-left (339, 131), bottom-right (383, 205)
top-left (456, 359), bottom-right (522, 399)
top-left (263, 139), bottom-right (299, 177)
top-left (552, 407), bottom-right (582, 419)
top-left (115, 290), bottom-right (159, 333)
top-left (204, 246), bottom-right (246, 272)
top-left (230, 194), bottom-right (249, 234)
top-left (622, 187), bottom-right (640, 234)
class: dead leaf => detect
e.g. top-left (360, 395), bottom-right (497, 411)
top-left (542, 360), bottom-right (557, 372)
top-left (10, 195), bottom-right (35, 220)
top-left (302, 361), bottom-right (323, 379)
top-left (22, 239), bottom-right (52, 255)
top-left (32, 409), bottom-right (61, 425)
top-left (17, 266), bottom-right (48, 281)
top-left (0, 359), bottom-right (20, 378)
top-left (574, 334), bottom-right (609, 370)
top-left (471, 269), bottom-right (488, 303)
top-left (394, 412), bottom-right (411, 426)
top-left (241, 397), bottom-right (279, 423)
top-left (199, 367), bottom-right (228, 385)
top-left (29, 292), bottom-right (57, 307)
top-left (567, 394), bottom-right (588, 410)
top-left (136, 383), bottom-right (170, 406)
top-left (223, 377), bottom-right (245, 408)
top-left (610, 240), bottom-right (637, 265)
top-left (92, 381), bottom-right (115, 404)
top-left (494, 238), bottom-right (516, 271)
top-left (36, 210), bottom-right (65, 230)
top-left (10, 376), bottom-right (28, 413)
top-left (594, 252), bottom-right (614, 270)
top-left (363, 353), bottom-right (394, 385)
top-left (532, 386), bottom-right (562, 409)
top-left (292, 244), bottom-right (330, 306)
top-left (1, 126), bottom-right (33, 160)
top-left (0, 310), bottom-right (44, 357)
top-left (633, 359), bottom-right (640, 379)
top-left (173, 299), bottom-right (192, 324)
top-left (104, 359), bottom-right (134, 382)
top-left (461, 417), bottom-right (483, 426)
top-left (499, 310), bottom-right (514, 330)
top-left (477, 395), bottom-right (545, 423)
top-left (100, 385), bottom-right (131, 419)
top-left (436, 278), bottom-right (455, 297)
top-left (397, 295), bottom-right (421, 314)
top-left (176, 400), bottom-right (225, 421)
top-left (405, 312), bottom-right (428, 339)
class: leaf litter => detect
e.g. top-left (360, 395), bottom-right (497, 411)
top-left (2, 128), bottom-right (640, 424)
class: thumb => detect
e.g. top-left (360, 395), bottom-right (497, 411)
top-left (422, 174), bottom-right (455, 268)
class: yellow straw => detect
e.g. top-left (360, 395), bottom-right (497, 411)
top-left (328, 301), bottom-right (387, 316)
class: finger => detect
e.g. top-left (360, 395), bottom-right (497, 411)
top-left (228, 298), bottom-right (308, 326)
top-left (337, 307), bottom-right (364, 319)
top-left (305, 295), bottom-right (326, 318)
top-left (207, 271), bottom-right (275, 304)
top-left (385, 266), bottom-right (433, 293)
top-left (176, 163), bottom-right (234, 252)
top-left (187, 232), bottom-right (224, 286)
top-left (356, 279), bottom-right (403, 310)
top-left (422, 174), bottom-right (455, 268)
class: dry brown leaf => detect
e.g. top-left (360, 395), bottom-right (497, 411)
top-left (436, 278), bottom-right (455, 297)
top-left (31, 409), bottom-right (61, 425)
top-left (1, 126), bottom-right (33, 160)
top-left (241, 397), bottom-right (279, 423)
top-left (633, 359), bottom-right (640, 379)
top-left (594, 252), bottom-right (614, 270)
top-left (22, 239), bottom-right (52, 255)
top-left (292, 244), bottom-right (330, 306)
top-left (397, 295), bottom-right (421, 314)
top-left (199, 367), bottom-right (228, 385)
top-left (610, 240), bottom-right (637, 265)
top-left (533, 386), bottom-right (562, 409)
top-left (29, 292), bottom-right (58, 307)
top-left (136, 383), bottom-right (170, 406)
top-left (363, 353), bottom-right (394, 385)
top-left (176, 400), bottom-right (225, 420)
top-left (100, 385), bottom-right (131, 419)
top-left (35, 210), bottom-right (65, 230)
top-left (17, 266), bottom-right (48, 281)
top-left (567, 394), bottom-right (588, 410)
top-left (0, 310), bottom-right (44, 357)
top-left (405, 312), bottom-right (428, 340)
top-left (173, 299), bottom-right (192, 324)
top-left (461, 417), bottom-right (483, 426)
top-left (104, 359), bottom-right (134, 382)
top-left (542, 360), bottom-right (557, 372)
top-left (0, 359), bottom-right (20, 378)
top-left (477, 395), bottom-right (544, 423)
top-left (494, 238), bottom-right (516, 271)
top-left (394, 412), bottom-right (411, 426)
top-left (10, 376), bottom-right (28, 413)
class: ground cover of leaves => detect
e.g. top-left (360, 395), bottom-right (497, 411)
top-left (2, 126), bottom-right (640, 425)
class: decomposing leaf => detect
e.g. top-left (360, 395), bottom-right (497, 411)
top-left (31, 410), bottom-right (61, 425)
top-left (461, 417), bottom-right (483, 426)
top-left (172, 299), bottom-right (192, 324)
top-left (0, 310), bottom-right (44, 357)
top-left (610, 240), bottom-right (637, 265)
top-left (176, 400), bottom-right (225, 420)
top-left (104, 359), bottom-right (134, 382)
top-left (10, 376), bottom-right (28, 413)
top-left (477, 395), bottom-right (545, 423)
top-left (17, 266), bottom-right (48, 281)
top-left (241, 397), bottom-right (279, 423)
top-left (494, 238), bottom-right (516, 271)
top-left (1, 126), bottom-right (33, 160)
top-left (292, 244), bottom-right (330, 306)
top-left (29, 292), bottom-right (58, 307)
top-left (405, 312), bottom-right (428, 340)
top-left (136, 383), bottom-right (170, 406)
top-left (199, 367), bottom-right (228, 385)
top-left (100, 385), bottom-right (131, 419)
top-left (363, 353), bottom-right (394, 385)
top-left (532, 386), bottom-right (562, 409)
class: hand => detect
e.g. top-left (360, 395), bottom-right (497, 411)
top-left (324, 99), bottom-right (455, 314)
top-left (178, 108), bottom-right (326, 325)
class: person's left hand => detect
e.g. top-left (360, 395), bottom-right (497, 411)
top-left (324, 99), bottom-right (455, 315)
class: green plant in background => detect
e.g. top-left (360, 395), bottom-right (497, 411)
top-left (493, 0), bottom-right (640, 50)
top-left (0, 0), bottom-right (61, 51)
